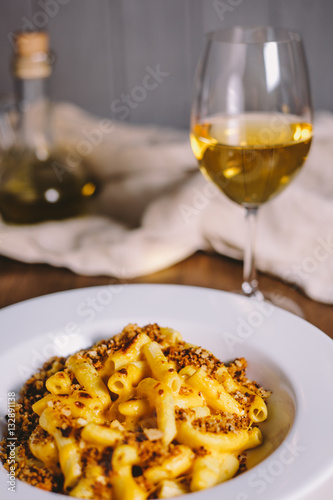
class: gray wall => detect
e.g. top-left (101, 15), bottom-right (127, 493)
top-left (1, 0), bottom-right (332, 129)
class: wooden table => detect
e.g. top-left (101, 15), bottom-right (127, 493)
top-left (0, 251), bottom-right (332, 340)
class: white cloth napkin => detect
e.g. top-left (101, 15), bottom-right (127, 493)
top-left (0, 103), bottom-right (332, 304)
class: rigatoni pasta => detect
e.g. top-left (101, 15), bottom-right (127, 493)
top-left (0, 323), bottom-right (271, 499)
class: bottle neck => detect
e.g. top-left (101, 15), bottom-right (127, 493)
top-left (14, 75), bottom-right (52, 159)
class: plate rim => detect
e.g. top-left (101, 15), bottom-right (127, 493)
top-left (0, 283), bottom-right (332, 500)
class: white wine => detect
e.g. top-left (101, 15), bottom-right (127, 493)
top-left (190, 113), bottom-right (312, 206)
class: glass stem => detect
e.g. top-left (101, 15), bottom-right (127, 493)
top-left (242, 206), bottom-right (259, 297)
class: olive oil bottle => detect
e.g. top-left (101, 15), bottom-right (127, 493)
top-left (0, 32), bottom-right (97, 224)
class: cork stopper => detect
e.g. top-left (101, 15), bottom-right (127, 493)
top-left (15, 32), bottom-right (49, 57)
top-left (12, 31), bottom-right (52, 79)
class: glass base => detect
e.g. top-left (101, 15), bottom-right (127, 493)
top-left (234, 287), bottom-right (304, 318)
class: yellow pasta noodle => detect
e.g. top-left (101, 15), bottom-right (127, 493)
top-left (118, 398), bottom-right (152, 417)
top-left (173, 383), bottom-right (206, 408)
top-left (136, 377), bottom-right (177, 446)
top-left (187, 367), bottom-right (243, 415)
top-left (29, 426), bottom-right (61, 475)
top-left (214, 365), bottom-right (268, 422)
top-left (143, 445), bottom-right (194, 484)
top-left (81, 423), bottom-right (123, 447)
top-left (69, 464), bottom-right (109, 499)
top-left (191, 452), bottom-right (239, 491)
top-left (104, 332), bottom-right (150, 374)
top-left (32, 392), bottom-right (105, 423)
top-left (157, 479), bottom-right (189, 498)
top-left (39, 407), bottom-right (82, 491)
top-left (143, 341), bottom-right (182, 393)
top-left (66, 354), bottom-right (111, 408)
top-left (107, 361), bottom-right (150, 400)
top-left (111, 445), bottom-right (147, 500)
top-left (46, 370), bottom-right (72, 395)
top-left (176, 419), bottom-right (262, 452)
top-left (159, 327), bottom-right (182, 344)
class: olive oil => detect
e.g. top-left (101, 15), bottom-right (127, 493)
top-left (0, 148), bottom-right (96, 223)
top-left (0, 32), bottom-right (97, 224)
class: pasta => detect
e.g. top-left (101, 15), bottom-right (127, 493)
top-left (0, 323), bottom-right (271, 498)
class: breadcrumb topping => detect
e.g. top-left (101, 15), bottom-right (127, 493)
top-left (0, 323), bottom-right (270, 498)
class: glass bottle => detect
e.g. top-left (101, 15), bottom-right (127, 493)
top-left (0, 31), bottom-right (97, 224)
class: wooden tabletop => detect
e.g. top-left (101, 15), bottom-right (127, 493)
top-left (0, 251), bottom-right (332, 340)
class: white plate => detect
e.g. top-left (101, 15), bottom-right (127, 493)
top-left (0, 284), bottom-right (333, 500)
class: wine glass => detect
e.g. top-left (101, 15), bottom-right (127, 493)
top-left (190, 26), bottom-right (313, 311)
